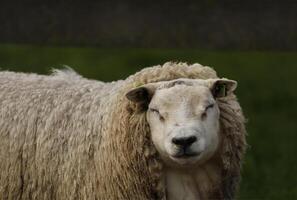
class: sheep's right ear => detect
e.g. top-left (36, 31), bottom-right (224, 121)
top-left (125, 85), bottom-right (156, 104)
top-left (209, 79), bottom-right (237, 98)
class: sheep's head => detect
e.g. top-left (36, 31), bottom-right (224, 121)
top-left (126, 78), bottom-right (237, 168)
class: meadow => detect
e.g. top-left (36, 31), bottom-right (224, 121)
top-left (0, 44), bottom-right (296, 199)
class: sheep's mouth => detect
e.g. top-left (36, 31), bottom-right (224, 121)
top-left (171, 151), bottom-right (201, 159)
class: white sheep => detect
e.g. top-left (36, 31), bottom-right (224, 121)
top-left (0, 62), bottom-right (246, 200)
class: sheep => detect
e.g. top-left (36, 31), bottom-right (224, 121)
top-left (0, 62), bottom-right (246, 200)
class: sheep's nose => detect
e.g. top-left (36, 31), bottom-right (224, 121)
top-left (172, 136), bottom-right (197, 148)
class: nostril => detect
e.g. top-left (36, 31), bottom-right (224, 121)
top-left (172, 136), bottom-right (197, 147)
top-left (186, 136), bottom-right (197, 144)
top-left (172, 137), bottom-right (180, 145)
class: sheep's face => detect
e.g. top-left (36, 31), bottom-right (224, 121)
top-left (146, 85), bottom-right (220, 167)
top-left (126, 78), bottom-right (237, 167)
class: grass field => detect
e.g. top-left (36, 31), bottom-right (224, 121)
top-left (0, 44), bottom-right (296, 199)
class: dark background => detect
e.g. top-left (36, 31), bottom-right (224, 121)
top-left (1, 0), bottom-right (297, 50)
top-left (0, 1), bottom-right (296, 199)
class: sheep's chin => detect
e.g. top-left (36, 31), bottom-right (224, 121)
top-left (158, 151), bottom-right (208, 168)
top-left (169, 154), bottom-right (202, 166)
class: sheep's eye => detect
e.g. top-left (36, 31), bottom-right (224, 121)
top-left (201, 104), bottom-right (214, 120)
top-left (150, 108), bottom-right (159, 114)
top-left (206, 104), bottom-right (214, 110)
top-left (150, 108), bottom-right (165, 121)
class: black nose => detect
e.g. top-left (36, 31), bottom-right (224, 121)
top-left (172, 136), bottom-right (197, 147)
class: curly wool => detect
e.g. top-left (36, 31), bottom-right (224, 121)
top-left (0, 62), bottom-right (246, 200)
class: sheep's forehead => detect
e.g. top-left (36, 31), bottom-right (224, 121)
top-left (151, 85), bottom-right (214, 110)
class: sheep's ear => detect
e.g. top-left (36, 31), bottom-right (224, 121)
top-left (209, 79), bottom-right (237, 98)
top-left (125, 85), bottom-right (156, 104)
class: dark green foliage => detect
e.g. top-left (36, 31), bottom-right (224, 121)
top-left (0, 44), bottom-right (296, 199)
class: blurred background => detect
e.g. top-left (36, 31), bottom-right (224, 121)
top-left (0, 1), bottom-right (296, 199)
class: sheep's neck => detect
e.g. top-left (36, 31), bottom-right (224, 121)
top-left (165, 163), bottom-right (220, 200)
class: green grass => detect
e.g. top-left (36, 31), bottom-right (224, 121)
top-left (1, 44), bottom-right (297, 199)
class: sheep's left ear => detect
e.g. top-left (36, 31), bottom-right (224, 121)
top-left (209, 79), bottom-right (237, 98)
top-left (125, 84), bottom-right (157, 104)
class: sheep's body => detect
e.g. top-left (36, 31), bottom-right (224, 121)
top-left (0, 63), bottom-right (246, 200)
top-left (0, 70), bottom-right (119, 199)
